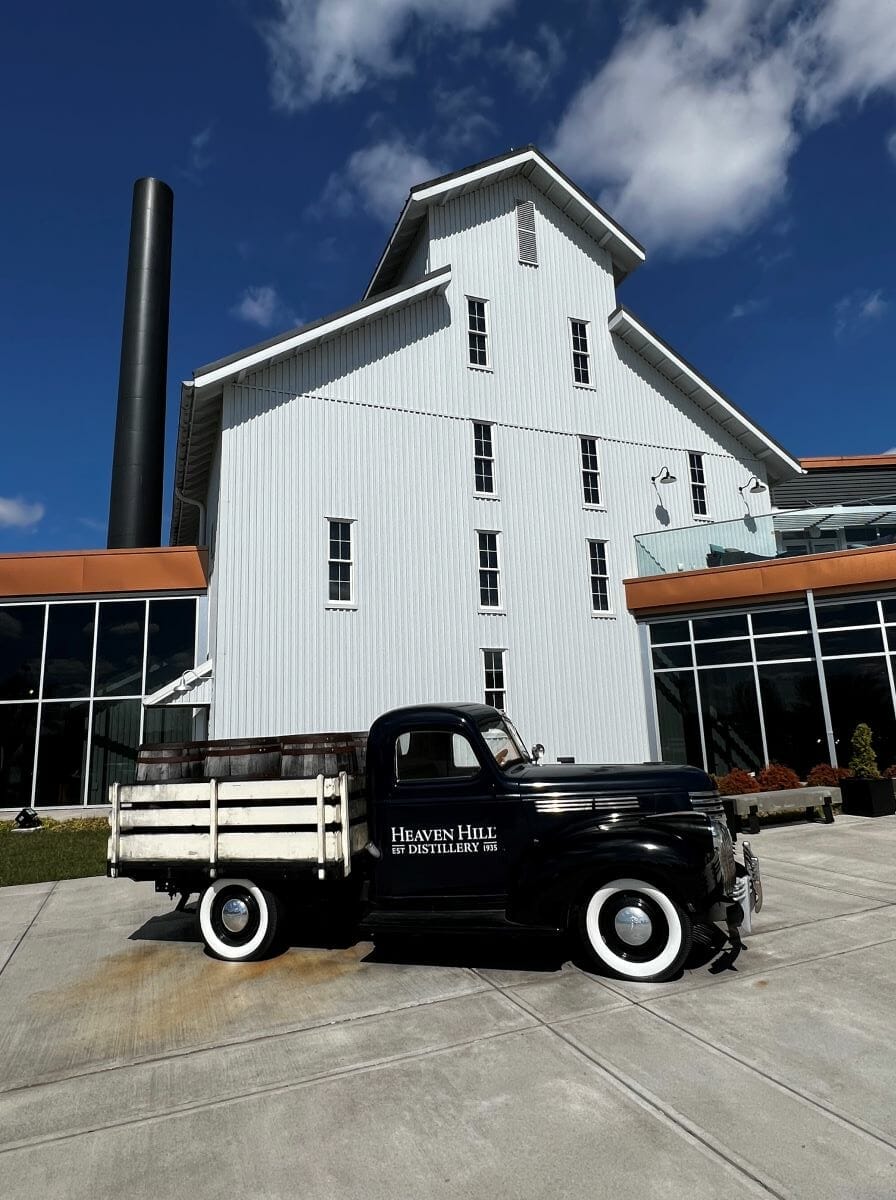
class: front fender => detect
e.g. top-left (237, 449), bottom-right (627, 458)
top-left (507, 814), bottom-right (717, 929)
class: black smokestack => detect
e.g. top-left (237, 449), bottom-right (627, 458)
top-left (107, 177), bottom-right (173, 549)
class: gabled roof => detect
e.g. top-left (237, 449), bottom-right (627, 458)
top-left (170, 267), bottom-right (452, 544)
top-left (608, 306), bottom-right (802, 484)
top-left (364, 145), bottom-right (646, 299)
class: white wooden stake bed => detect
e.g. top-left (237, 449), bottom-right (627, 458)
top-left (108, 772), bottom-right (368, 883)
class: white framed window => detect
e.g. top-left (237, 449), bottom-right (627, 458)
top-left (515, 200), bottom-right (538, 266)
top-left (473, 421), bottom-right (496, 495)
top-left (588, 540), bottom-right (610, 613)
top-left (483, 648), bottom-right (506, 709)
top-left (580, 436), bottom-right (601, 506)
top-left (327, 519), bottom-right (354, 604)
top-left (688, 452), bottom-right (708, 517)
top-left (467, 297), bottom-right (489, 367)
top-left (477, 530), bottom-right (501, 609)
top-left (570, 319), bottom-right (591, 386)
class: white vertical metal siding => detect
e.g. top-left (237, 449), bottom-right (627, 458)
top-left (206, 178), bottom-right (774, 761)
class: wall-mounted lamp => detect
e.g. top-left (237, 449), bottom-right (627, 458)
top-left (738, 476), bottom-right (767, 495)
top-left (651, 466), bottom-right (677, 486)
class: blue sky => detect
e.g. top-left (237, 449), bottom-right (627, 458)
top-left (2, 0), bottom-right (895, 552)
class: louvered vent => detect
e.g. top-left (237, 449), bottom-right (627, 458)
top-left (516, 200), bottom-right (538, 266)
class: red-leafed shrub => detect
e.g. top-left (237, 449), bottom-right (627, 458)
top-left (717, 768), bottom-right (760, 796)
top-left (806, 764), bottom-right (840, 787)
top-left (756, 762), bottom-right (802, 791)
top-left (883, 765), bottom-right (896, 779)
top-left (835, 767), bottom-right (853, 780)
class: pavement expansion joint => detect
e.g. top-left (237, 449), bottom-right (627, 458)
top-left (0, 881), bottom-right (58, 983)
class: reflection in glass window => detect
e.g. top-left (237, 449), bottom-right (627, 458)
top-left (0, 605), bottom-right (45, 700)
top-left (750, 606), bottom-right (810, 635)
top-left (655, 671), bottom-right (702, 767)
top-left (35, 701), bottom-right (90, 805)
top-left (652, 644), bottom-right (693, 670)
top-left (754, 633), bottom-right (812, 661)
top-left (699, 667), bottom-right (763, 775)
top-left (815, 600), bottom-right (880, 629)
top-left (89, 700), bottom-right (142, 802)
top-left (649, 620), bottom-right (690, 645)
top-left (146, 599), bottom-right (196, 694)
top-left (757, 663), bottom-right (827, 777)
top-left (823, 657), bottom-right (896, 768)
top-left (692, 613), bottom-right (748, 640)
top-left (95, 601), bottom-right (146, 697)
top-left (820, 628), bottom-right (884, 657)
top-left (143, 706), bottom-right (199, 745)
top-left (395, 729), bottom-right (480, 780)
top-left (881, 598), bottom-right (896, 623)
top-left (43, 604), bottom-right (95, 699)
top-left (695, 639), bottom-right (752, 667)
top-left (0, 703), bottom-right (38, 807)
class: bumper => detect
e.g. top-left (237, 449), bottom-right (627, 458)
top-left (709, 841), bottom-right (762, 933)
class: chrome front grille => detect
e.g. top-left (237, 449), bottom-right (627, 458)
top-left (689, 789), bottom-right (726, 821)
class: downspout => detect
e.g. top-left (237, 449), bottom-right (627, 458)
top-left (175, 487), bottom-right (207, 546)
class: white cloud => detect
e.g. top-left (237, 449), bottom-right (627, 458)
top-left (183, 125), bottom-right (213, 183)
top-left (729, 298), bottom-right (767, 320)
top-left (322, 138), bottom-right (443, 224)
top-left (834, 288), bottom-right (890, 338)
top-left (550, 0), bottom-right (896, 255)
top-left (887, 130), bottom-right (896, 163)
top-left (261, 0), bottom-right (515, 112)
top-left (0, 497), bottom-right (44, 529)
top-left (230, 285), bottom-right (297, 330)
top-left (433, 85), bottom-right (498, 152)
top-left (498, 24), bottom-right (565, 96)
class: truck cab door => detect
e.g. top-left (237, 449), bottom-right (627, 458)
top-left (373, 726), bottom-right (524, 903)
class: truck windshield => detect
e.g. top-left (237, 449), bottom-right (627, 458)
top-left (479, 716), bottom-right (528, 768)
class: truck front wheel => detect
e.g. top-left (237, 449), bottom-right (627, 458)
top-left (198, 878), bottom-right (280, 962)
top-left (577, 877), bottom-right (692, 983)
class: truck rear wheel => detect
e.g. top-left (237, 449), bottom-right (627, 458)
top-left (198, 879), bottom-right (280, 961)
top-left (577, 877), bottom-right (692, 983)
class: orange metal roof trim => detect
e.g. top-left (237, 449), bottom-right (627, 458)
top-left (0, 546), bottom-right (207, 600)
top-left (625, 542), bottom-right (896, 616)
top-left (800, 455), bottom-right (896, 470)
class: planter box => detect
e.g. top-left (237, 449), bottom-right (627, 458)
top-left (840, 778), bottom-right (896, 818)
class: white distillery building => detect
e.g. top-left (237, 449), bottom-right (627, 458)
top-left (168, 146), bottom-right (801, 764)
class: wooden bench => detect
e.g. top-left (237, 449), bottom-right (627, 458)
top-left (725, 787), bottom-right (837, 835)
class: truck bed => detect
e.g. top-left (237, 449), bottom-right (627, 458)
top-left (108, 773), bottom-right (368, 882)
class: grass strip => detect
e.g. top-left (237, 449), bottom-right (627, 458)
top-left (0, 818), bottom-right (109, 887)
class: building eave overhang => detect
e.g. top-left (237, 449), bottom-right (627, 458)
top-left (364, 146), bottom-right (646, 299)
top-left (0, 546), bottom-right (207, 601)
top-left (609, 306), bottom-right (803, 484)
top-left (801, 455), bottom-right (896, 471)
top-left (170, 266), bottom-right (452, 544)
top-left (624, 542), bottom-right (896, 617)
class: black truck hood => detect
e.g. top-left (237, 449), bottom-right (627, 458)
top-left (508, 761), bottom-right (713, 798)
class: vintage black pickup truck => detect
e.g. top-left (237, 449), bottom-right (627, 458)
top-left (108, 702), bottom-right (760, 982)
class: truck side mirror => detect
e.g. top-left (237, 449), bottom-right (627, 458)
top-left (531, 744), bottom-right (545, 764)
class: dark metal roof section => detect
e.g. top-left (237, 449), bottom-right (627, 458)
top-left (364, 145), bottom-right (646, 299)
top-left (108, 178), bottom-right (173, 548)
top-left (773, 466), bottom-right (896, 509)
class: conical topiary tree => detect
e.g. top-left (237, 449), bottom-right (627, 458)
top-left (848, 723), bottom-right (880, 780)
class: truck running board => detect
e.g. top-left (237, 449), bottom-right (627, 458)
top-left (361, 909), bottom-right (561, 936)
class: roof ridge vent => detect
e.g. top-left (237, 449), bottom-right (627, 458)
top-left (515, 199), bottom-right (538, 266)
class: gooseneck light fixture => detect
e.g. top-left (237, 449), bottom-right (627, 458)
top-left (651, 466), bottom-right (677, 486)
top-left (738, 476), bottom-right (767, 496)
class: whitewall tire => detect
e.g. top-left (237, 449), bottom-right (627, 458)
top-left (578, 877), bottom-right (692, 983)
top-left (198, 878), bottom-right (280, 962)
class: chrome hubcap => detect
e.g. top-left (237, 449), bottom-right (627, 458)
top-left (221, 897), bottom-right (250, 933)
top-left (614, 905), bottom-right (653, 946)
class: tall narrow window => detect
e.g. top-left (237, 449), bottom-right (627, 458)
top-left (580, 436), bottom-right (601, 506)
top-left (328, 520), bottom-right (353, 603)
top-left (483, 649), bottom-right (506, 709)
top-left (515, 200), bottom-right (538, 265)
top-left (588, 540), bottom-right (610, 613)
top-left (473, 422), bottom-right (495, 494)
top-left (688, 452), bottom-right (708, 516)
top-left (477, 531), bottom-right (501, 609)
top-left (467, 298), bottom-right (488, 367)
top-left (571, 319), bottom-right (590, 385)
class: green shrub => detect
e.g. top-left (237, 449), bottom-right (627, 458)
top-left (848, 723), bottom-right (880, 780)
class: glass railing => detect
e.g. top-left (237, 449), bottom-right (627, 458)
top-left (634, 505), bottom-right (896, 577)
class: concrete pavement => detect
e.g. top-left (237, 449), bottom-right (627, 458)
top-left (1, 815), bottom-right (896, 1198)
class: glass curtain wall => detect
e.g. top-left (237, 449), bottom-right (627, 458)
top-left (648, 593), bottom-right (896, 777)
top-left (0, 596), bottom-right (198, 807)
